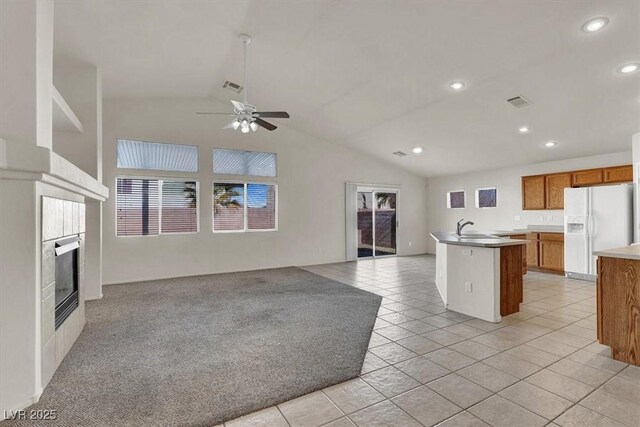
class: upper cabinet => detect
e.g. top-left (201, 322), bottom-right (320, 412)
top-left (522, 165), bottom-right (632, 210)
top-left (603, 165), bottom-right (633, 183)
top-left (572, 169), bottom-right (603, 187)
top-left (545, 173), bottom-right (572, 210)
top-left (522, 176), bottom-right (545, 210)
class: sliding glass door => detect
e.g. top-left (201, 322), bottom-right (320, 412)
top-left (357, 191), bottom-right (397, 259)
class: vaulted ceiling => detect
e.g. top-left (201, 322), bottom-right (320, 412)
top-left (53, 0), bottom-right (640, 177)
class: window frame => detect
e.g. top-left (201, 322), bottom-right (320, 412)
top-left (475, 187), bottom-right (498, 209)
top-left (116, 138), bottom-right (199, 173)
top-left (212, 180), bottom-right (278, 233)
top-left (212, 148), bottom-right (278, 178)
top-left (115, 175), bottom-right (200, 237)
top-left (446, 190), bottom-right (466, 209)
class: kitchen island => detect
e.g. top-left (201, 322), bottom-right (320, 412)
top-left (594, 245), bottom-right (640, 366)
top-left (431, 232), bottom-right (528, 323)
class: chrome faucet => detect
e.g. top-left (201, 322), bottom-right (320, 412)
top-left (456, 219), bottom-right (475, 236)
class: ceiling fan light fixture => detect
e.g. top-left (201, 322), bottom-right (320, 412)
top-left (231, 119), bottom-right (241, 130)
top-left (241, 125), bottom-right (250, 134)
top-left (250, 121), bottom-right (258, 132)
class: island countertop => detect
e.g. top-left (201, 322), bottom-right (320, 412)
top-left (431, 232), bottom-right (528, 248)
top-left (594, 245), bottom-right (640, 261)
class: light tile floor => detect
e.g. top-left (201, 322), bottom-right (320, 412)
top-left (223, 255), bottom-right (639, 427)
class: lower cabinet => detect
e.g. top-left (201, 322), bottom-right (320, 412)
top-left (526, 232), bottom-right (564, 273)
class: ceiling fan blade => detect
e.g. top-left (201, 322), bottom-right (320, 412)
top-left (254, 118), bottom-right (277, 131)
top-left (253, 111), bottom-right (290, 118)
top-left (196, 112), bottom-right (234, 115)
top-left (230, 100), bottom-right (246, 112)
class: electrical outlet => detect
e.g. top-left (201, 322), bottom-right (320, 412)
top-left (539, 215), bottom-right (545, 222)
top-left (515, 215), bottom-right (521, 221)
top-left (546, 214), bottom-right (553, 221)
top-left (462, 249), bottom-right (473, 256)
top-left (465, 282), bottom-right (472, 292)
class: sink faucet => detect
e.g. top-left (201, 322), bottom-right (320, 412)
top-left (456, 219), bottom-right (475, 236)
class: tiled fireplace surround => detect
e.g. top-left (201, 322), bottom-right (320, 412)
top-left (40, 197), bottom-right (86, 388)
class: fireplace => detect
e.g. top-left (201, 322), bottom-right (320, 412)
top-left (54, 236), bottom-right (80, 329)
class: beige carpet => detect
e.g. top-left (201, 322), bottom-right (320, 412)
top-left (3, 267), bottom-right (380, 426)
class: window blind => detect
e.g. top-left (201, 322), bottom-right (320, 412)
top-left (117, 178), bottom-right (160, 236)
top-left (247, 183), bottom-right (276, 230)
top-left (213, 183), bottom-right (277, 232)
top-left (213, 183), bottom-right (245, 231)
top-left (161, 181), bottom-right (198, 233)
top-left (213, 149), bottom-right (277, 177)
top-left (117, 139), bottom-right (198, 172)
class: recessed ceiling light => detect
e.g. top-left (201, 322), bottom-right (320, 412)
top-left (545, 141), bottom-right (557, 148)
top-left (617, 63), bottom-right (639, 74)
top-left (449, 81), bottom-right (465, 91)
top-left (519, 126), bottom-right (530, 133)
top-left (582, 17), bottom-right (609, 33)
top-left (412, 146), bottom-right (424, 154)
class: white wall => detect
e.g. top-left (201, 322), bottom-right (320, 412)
top-left (425, 151), bottom-right (632, 253)
top-left (633, 132), bottom-right (640, 242)
top-left (102, 98), bottom-right (429, 284)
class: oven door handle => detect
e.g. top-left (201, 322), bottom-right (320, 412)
top-left (55, 238), bottom-right (80, 256)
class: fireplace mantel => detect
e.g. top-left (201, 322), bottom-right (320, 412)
top-left (0, 138), bottom-right (108, 201)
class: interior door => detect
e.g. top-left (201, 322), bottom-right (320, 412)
top-left (357, 192), bottom-right (373, 258)
top-left (374, 192), bottom-right (397, 256)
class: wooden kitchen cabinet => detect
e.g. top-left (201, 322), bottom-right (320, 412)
top-left (597, 255), bottom-right (640, 365)
top-left (522, 176), bottom-right (546, 210)
top-left (545, 173), bottom-right (572, 210)
top-left (572, 169), bottom-right (603, 187)
top-left (526, 232), bottom-right (564, 273)
top-left (539, 233), bottom-right (564, 272)
top-left (525, 233), bottom-right (539, 268)
top-left (522, 164), bottom-right (632, 210)
top-left (603, 165), bottom-right (633, 183)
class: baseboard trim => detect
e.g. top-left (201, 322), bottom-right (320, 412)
top-left (2, 389), bottom-right (42, 420)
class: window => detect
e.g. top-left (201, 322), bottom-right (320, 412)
top-left (213, 149), bottom-right (277, 177)
top-left (447, 190), bottom-right (465, 209)
top-left (117, 139), bottom-right (198, 172)
top-left (476, 187), bottom-right (497, 208)
top-left (213, 182), bottom-right (277, 232)
top-left (116, 178), bottom-right (198, 236)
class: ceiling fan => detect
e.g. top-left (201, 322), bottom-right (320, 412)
top-left (196, 34), bottom-right (290, 133)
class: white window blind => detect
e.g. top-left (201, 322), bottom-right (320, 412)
top-left (117, 178), bottom-right (199, 236)
top-left (213, 183), bottom-right (245, 231)
top-left (117, 139), bottom-right (198, 172)
top-left (213, 149), bottom-right (277, 177)
top-left (247, 183), bottom-right (277, 230)
top-left (213, 183), bottom-right (277, 232)
top-left (161, 181), bottom-right (198, 233)
top-left (117, 178), bottom-right (160, 236)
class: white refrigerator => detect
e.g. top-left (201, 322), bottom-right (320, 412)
top-left (564, 184), bottom-right (633, 280)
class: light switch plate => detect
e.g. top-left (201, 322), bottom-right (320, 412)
top-left (515, 215), bottom-right (521, 221)
top-left (462, 249), bottom-right (473, 256)
top-left (465, 282), bottom-right (472, 292)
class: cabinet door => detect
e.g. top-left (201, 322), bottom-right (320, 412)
top-left (572, 169), bottom-right (603, 187)
top-left (522, 176), bottom-right (545, 210)
top-left (545, 173), bottom-right (572, 210)
top-left (526, 233), bottom-right (539, 267)
top-left (539, 240), bottom-right (564, 272)
top-left (603, 165), bottom-right (633, 183)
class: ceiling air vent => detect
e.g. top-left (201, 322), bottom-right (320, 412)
top-left (506, 95), bottom-right (532, 109)
top-left (223, 80), bottom-right (243, 94)
top-left (393, 151), bottom-right (408, 157)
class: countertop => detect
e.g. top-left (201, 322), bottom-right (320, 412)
top-left (431, 232), bottom-right (528, 248)
top-left (594, 245), bottom-right (640, 261)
